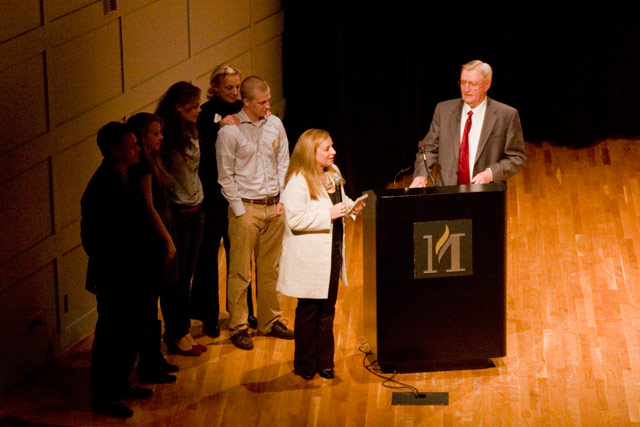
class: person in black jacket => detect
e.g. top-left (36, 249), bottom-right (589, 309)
top-left (81, 121), bottom-right (154, 418)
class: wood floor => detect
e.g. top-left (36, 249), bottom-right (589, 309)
top-left (2, 139), bottom-right (640, 426)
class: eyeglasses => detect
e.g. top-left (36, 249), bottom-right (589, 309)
top-left (458, 80), bottom-right (486, 89)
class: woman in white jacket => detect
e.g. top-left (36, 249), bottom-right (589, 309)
top-left (277, 129), bottom-right (364, 380)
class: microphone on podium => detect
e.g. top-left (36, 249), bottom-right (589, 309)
top-left (418, 142), bottom-right (436, 187)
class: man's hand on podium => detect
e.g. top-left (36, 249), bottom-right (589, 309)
top-left (471, 168), bottom-right (493, 184)
top-left (409, 176), bottom-right (427, 188)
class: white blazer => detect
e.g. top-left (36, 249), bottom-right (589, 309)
top-left (276, 168), bottom-right (354, 299)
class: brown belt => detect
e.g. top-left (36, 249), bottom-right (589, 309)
top-left (241, 195), bottom-right (280, 205)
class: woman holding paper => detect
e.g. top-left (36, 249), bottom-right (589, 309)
top-left (277, 128), bottom-right (365, 381)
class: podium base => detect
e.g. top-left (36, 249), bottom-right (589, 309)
top-left (392, 392), bottom-right (449, 406)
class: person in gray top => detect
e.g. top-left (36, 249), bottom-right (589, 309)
top-left (156, 81), bottom-right (207, 357)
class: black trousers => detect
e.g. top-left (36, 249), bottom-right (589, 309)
top-left (191, 202), bottom-right (227, 326)
top-left (294, 247), bottom-right (342, 371)
top-left (163, 207), bottom-right (204, 342)
top-left (137, 288), bottom-right (168, 374)
top-left (91, 294), bottom-right (140, 403)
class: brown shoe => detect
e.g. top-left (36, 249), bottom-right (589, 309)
top-left (231, 329), bottom-right (254, 350)
top-left (265, 320), bottom-right (294, 340)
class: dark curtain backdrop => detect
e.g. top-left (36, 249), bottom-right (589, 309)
top-left (282, 2), bottom-right (640, 194)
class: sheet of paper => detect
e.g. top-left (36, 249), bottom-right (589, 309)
top-left (347, 193), bottom-right (368, 215)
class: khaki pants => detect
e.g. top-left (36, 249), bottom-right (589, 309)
top-left (227, 202), bottom-right (285, 334)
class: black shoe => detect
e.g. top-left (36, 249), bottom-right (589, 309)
top-left (265, 320), bottom-right (294, 340)
top-left (161, 361), bottom-right (179, 373)
top-left (248, 315), bottom-right (258, 329)
top-left (317, 368), bottom-right (335, 379)
top-left (203, 322), bottom-right (220, 338)
top-left (92, 400), bottom-right (133, 418)
top-left (137, 370), bottom-right (177, 384)
top-left (230, 329), bottom-right (254, 350)
top-left (119, 385), bottom-right (153, 400)
top-left (294, 368), bottom-right (315, 380)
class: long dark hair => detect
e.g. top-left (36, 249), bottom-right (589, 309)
top-left (126, 112), bottom-right (172, 189)
top-left (155, 81), bottom-right (201, 152)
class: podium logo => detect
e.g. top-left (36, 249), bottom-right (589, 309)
top-left (414, 219), bottom-right (473, 279)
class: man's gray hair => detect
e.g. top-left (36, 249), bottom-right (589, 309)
top-left (462, 60), bottom-right (493, 81)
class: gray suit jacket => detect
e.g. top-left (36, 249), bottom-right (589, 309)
top-left (414, 97), bottom-right (526, 186)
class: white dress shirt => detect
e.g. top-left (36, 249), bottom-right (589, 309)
top-left (216, 108), bottom-right (290, 216)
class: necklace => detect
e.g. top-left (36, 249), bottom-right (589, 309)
top-left (323, 172), bottom-right (335, 191)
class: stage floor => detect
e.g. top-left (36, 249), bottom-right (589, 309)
top-left (3, 139), bottom-right (640, 426)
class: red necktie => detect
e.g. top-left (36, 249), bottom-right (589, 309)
top-left (457, 110), bottom-right (473, 185)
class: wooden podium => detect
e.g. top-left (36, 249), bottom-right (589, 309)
top-left (362, 184), bottom-right (507, 373)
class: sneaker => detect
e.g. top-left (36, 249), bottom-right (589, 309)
top-left (231, 329), bottom-right (254, 350)
top-left (266, 320), bottom-right (294, 340)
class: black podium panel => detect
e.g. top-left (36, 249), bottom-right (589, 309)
top-left (363, 184), bottom-right (506, 373)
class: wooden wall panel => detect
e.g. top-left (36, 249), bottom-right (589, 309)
top-left (0, 262), bottom-right (57, 393)
top-left (122, 0), bottom-right (189, 88)
top-left (251, 0), bottom-right (281, 23)
top-left (190, 0), bottom-right (250, 54)
top-left (58, 245), bottom-right (96, 349)
top-left (0, 0), bottom-right (41, 43)
top-left (252, 35), bottom-right (283, 107)
top-left (0, 160), bottom-right (52, 262)
top-left (47, 0), bottom-right (96, 21)
top-left (0, 54), bottom-right (48, 154)
top-left (52, 136), bottom-right (102, 231)
top-left (48, 20), bottom-right (123, 126)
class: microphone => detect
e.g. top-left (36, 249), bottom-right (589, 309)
top-left (393, 167), bottom-right (410, 187)
top-left (333, 173), bottom-right (343, 203)
top-left (418, 142), bottom-right (436, 187)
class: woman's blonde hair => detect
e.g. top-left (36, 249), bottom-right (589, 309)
top-left (207, 63), bottom-right (242, 100)
top-left (285, 128), bottom-right (343, 200)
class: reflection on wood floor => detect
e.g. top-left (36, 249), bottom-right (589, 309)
top-left (2, 139), bottom-right (640, 426)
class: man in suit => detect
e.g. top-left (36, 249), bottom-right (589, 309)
top-left (81, 121), bottom-right (154, 418)
top-left (411, 60), bottom-right (526, 187)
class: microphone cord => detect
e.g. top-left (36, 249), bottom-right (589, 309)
top-left (358, 342), bottom-right (421, 397)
